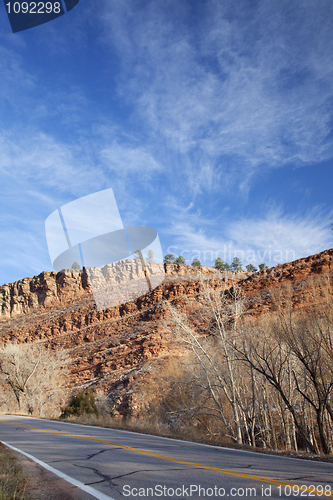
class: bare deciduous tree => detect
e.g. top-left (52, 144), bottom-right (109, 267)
top-left (163, 278), bottom-right (248, 445)
top-left (160, 271), bottom-right (333, 454)
top-left (0, 342), bottom-right (70, 417)
top-left (273, 278), bottom-right (333, 454)
top-left (237, 276), bottom-right (333, 454)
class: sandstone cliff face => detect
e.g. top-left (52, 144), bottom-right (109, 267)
top-left (240, 248), bottom-right (333, 316)
top-left (0, 250), bottom-right (332, 418)
top-left (0, 270), bottom-right (89, 320)
top-left (0, 261), bottom-right (223, 321)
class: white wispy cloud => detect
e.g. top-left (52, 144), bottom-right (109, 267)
top-left (0, 124), bottom-right (164, 200)
top-left (163, 207), bottom-right (332, 267)
top-left (100, 142), bottom-right (162, 177)
top-left (0, 44), bottom-right (36, 114)
top-left (0, 128), bottom-right (104, 194)
top-left (100, 0), bottom-right (333, 193)
top-left (227, 208), bottom-right (333, 264)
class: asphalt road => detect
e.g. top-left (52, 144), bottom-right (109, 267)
top-left (0, 415), bottom-right (332, 500)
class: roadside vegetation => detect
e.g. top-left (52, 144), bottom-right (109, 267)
top-left (0, 443), bottom-right (31, 500)
top-left (154, 273), bottom-right (333, 456)
top-left (59, 272), bottom-right (333, 460)
top-left (1, 260), bottom-right (332, 460)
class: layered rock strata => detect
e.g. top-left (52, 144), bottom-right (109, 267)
top-left (0, 249), bottom-right (332, 417)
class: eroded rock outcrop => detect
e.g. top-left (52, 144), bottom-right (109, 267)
top-left (0, 270), bottom-right (89, 320)
top-left (0, 261), bottom-right (223, 321)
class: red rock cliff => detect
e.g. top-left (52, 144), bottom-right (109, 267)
top-left (0, 250), bottom-right (332, 417)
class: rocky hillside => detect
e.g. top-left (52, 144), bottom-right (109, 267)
top-left (0, 249), bottom-right (332, 417)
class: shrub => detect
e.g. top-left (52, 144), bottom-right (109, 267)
top-left (60, 388), bottom-right (99, 418)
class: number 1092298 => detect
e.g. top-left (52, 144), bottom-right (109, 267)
top-left (5, 2), bottom-right (61, 14)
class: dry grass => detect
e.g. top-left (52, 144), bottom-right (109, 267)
top-left (0, 443), bottom-right (32, 500)
top-left (57, 413), bottom-right (333, 463)
top-left (58, 413), bottom-right (164, 436)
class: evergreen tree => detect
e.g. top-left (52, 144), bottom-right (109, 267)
top-left (191, 258), bottom-right (201, 266)
top-left (258, 263), bottom-right (269, 271)
top-left (231, 257), bottom-right (243, 271)
top-left (246, 264), bottom-right (257, 273)
top-left (134, 249), bottom-right (144, 262)
top-left (164, 254), bottom-right (176, 264)
top-left (214, 257), bottom-right (225, 270)
top-left (146, 249), bottom-right (154, 263)
top-left (71, 262), bottom-right (81, 270)
top-left (61, 388), bottom-right (99, 418)
top-left (175, 255), bottom-right (186, 265)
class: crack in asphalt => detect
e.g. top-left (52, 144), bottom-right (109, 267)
top-left (73, 463), bottom-right (117, 487)
top-left (86, 448), bottom-right (110, 460)
top-left (74, 463), bottom-right (192, 487)
top-left (288, 476), bottom-right (314, 481)
top-left (49, 447), bottom-right (123, 464)
top-left (108, 466), bottom-right (191, 482)
top-left (50, 459), bottom-right (75, 463)
top-left (111, 467), bottom-right (204, 498)
top-left (86, 469), bottom-right (144, 486)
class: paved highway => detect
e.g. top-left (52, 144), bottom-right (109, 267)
top-left (0, 415), bottom-right (332, 500)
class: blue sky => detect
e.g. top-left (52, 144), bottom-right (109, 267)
top-left (0, 0), bottom-right (333, 285)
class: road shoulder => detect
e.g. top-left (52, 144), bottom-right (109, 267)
top-left (12, 448), bottom-right (97, 500)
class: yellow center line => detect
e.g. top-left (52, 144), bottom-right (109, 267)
top-left (0, 419), bottom-right (331, 496)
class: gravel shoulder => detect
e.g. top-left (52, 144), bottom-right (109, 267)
top-left (12, 449), bottom-right (95, 500)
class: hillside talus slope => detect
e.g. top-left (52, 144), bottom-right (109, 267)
top-left (0, 249), bottom-right (332, 417)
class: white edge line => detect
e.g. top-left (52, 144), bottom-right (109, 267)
top-left (3, 415), bottom-right (331, 465)
top-left (1, 441), bottom-right (116, 500)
